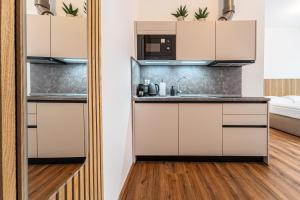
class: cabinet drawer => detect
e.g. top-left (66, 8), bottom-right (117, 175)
top-left (28, 114), bottom-right (37, 126)
top-left (223, 115), bottom-right (267, 126)
top-left (28, 103), bottom-right (37, 114)
top-left (223, 104), bottom-right (267, 115)
top-left (28, 128), bottom-right (38, 158)
top-left (223, 128), bottom-right (268, 156)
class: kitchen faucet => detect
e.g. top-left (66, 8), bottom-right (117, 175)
top-left (176, 76), bottom-right (188, 95)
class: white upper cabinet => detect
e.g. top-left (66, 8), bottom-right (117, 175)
top-left (51, 16), bottom-right (87, 59)
top-left (27, 15), bottom-right (51, 57)
top-left (216, 21), bottom-right (256, 60)
top-left (136, 21), bottom-right (177, 35)
top-left (176, 21), bottom-right (216, 60)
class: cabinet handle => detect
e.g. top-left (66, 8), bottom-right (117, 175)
top-left (28, 125), bottom-right (37, 128)
top-left (223, 125), bottom-right (267, 128)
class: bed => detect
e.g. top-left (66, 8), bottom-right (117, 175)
top-left (268, 96), bottom-right (300, 137)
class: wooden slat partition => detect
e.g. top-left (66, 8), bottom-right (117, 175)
top-left (0, 0), bottom-right (17, 199)
top-left (48, 0), bottom-right (103, 199)
top-left (264, 79), bottom-right (300, 96)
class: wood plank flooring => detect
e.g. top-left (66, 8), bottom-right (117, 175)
top-left (28, 164), bottom-right (81, 200)
top-left (120, 129), bottom-right (300, 200)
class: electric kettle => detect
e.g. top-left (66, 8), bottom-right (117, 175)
top-left (148, 83), bottom-right (159, 96)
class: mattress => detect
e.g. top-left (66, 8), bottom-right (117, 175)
top-left (268, 96), bottom-right (300, 120)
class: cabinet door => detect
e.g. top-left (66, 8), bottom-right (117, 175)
top-left (51, 16), bottom-right (87, 59)
top-left (223, 128), bottom-right (268, 156)
top-left (28, 128), bottom-right (38, 158)
top-left (216, 21), bottom-right (256, 60)
top-left (134, 103), bottom-right (178, 155)
top-left (177, 21), bottom-right (215, 60)
top-left (27, 15), bottom-right (51, 57)
top-left (179, 104), bottom-right (222, 155)
top-left (37, 103), bottom-right (85, 158)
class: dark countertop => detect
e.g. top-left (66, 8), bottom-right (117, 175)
top-left (133, 95), bottom-right (270, 103)
top-left (27, 94), bottom-right (87, 103)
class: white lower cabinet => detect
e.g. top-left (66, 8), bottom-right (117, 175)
top-left (223, 128), bottom-right (268, 156)
top-left (28, 128), bottom-right (38, 158)
top-left (134, 102), bottom-right (268, 158)
top-left (179, 104), bottom-right (222, 156)
top-left (134, 103), bottom-right (179, 155)
top-left (27, 103), bottom-right (86, 158)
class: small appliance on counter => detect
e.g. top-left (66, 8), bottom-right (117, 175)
top-left (148, 83), bottom-right (159, 96)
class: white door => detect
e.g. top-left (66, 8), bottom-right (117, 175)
top-left (177, 21), bottom-right (216, 60)
top-left (134, 103), bottom-right (179, 155)
top-left (27, 15), bottom-right (51, 57)
top-left (37, 103), bottom-right (85, 157)
top-left (179, 104), bottom-right (223, 155)
top-left (51, 16), bottom-right (87, 59)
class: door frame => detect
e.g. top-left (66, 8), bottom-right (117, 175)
top-left (0, 0), bottom-right (103, 199)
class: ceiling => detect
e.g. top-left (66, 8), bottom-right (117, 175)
top-left (266, 0), bottom-right (300, 28)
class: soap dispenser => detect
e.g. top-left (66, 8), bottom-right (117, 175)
top-left (159, 80), bottom-right (166, 96)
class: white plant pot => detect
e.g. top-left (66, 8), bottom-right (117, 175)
top-left (66, 14), bottom-right (76, 17)
top-left (177, 16), bottom-right (185, 21)
top-left (197, 18), bottom-right (206, 21)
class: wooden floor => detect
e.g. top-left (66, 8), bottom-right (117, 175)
top-left (120, 129), bottom-right (300, 200)
top-left (28, 164), bottom-right (81, 200)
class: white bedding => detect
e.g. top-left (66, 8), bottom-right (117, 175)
top-left (267, 96), bottom-right (300, 119)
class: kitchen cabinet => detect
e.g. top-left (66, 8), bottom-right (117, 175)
top-left (136, 21), bottom-right (177, 35)
top-left (223, 128), bottom-right (268, 156)
top-left (176, 21), bottom-right (215, 60)
top-left (179, 104), bottom-right (222, 155)
top-left (134, 103), bottom-right (179, 155)
top-left (28, 128), bottom-right (38, 158)
top-left (51, 16), bottom-right (87, 59)
top-left (37, 103), bottom-right (86, 158)
top-left (223, 103), bottom-right (268, 156)
top-left (27, 15), bottom-right (51, 57)
top-left (216, 21), bottom-right (256, 60)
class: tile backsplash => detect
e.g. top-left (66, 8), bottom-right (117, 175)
top-left (133, 64), bottom-right (242, 95)
top-left (29, 63), bottom-right (87, 94)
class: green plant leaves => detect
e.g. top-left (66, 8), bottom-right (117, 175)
top-left (195, 7), bottom-right (209, 20)
top-left (62, 1), bottom-right (79, 16)
top-left (172, 5), bottom-right (188, 19)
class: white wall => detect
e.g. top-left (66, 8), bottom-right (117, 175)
top-left (264, 0), bottom-right (300, 78)
top-left (27, 0), bottom-right (86, 16)
top-left (137, 0), bottom-right (265, 96)
top-left (102, 0), bottom-right (137, 199)
top-left (265, 27), bottom-right (300, 78)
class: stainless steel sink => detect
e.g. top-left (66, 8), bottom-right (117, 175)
top-left (179, 94), bottom-right (241, 98)
top-left (179, 94), bottom-right (217, 98)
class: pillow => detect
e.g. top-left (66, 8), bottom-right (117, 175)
top-left (283, 96), bottom-right (300, 103)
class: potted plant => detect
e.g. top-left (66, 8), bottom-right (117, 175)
top-left (172, 5), bottom-right (188, 21)
top-left (194, 7), bottom-right (209, 21)
top-left (62, 2), bottom-right (79, 17)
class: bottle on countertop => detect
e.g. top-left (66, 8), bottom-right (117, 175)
top-left (159, 79), bottom-right (166, 96)
top-left (170, 86), bottom-right (176, 96)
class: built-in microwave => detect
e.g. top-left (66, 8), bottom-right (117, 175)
top-left (137, 35), bottom-right (176, 60)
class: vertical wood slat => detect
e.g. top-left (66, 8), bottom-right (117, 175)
top-left (45, 0), bottom-right (103, 199)
top-left (264, 79), bottom-right (300, 96)
top-left (0, 0), bottom-right (17, 199)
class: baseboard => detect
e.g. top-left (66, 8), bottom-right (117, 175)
top-left (28, 157), bottom-right (86, 164)
top-left (136, 156), bottom-right (264, 162)
top-left (119, 163), bottom-right (135, 200)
